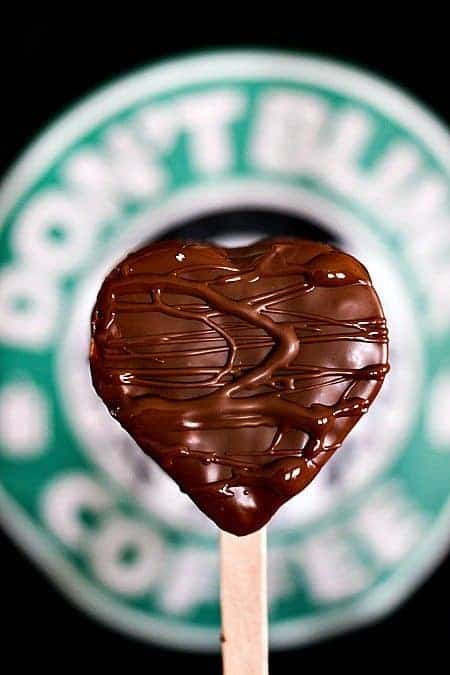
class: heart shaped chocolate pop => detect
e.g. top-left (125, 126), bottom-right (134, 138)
top-left (90, 238), bottom-right (389, 535)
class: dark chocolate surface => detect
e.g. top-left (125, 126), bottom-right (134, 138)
top-left (90, 238), bottom-right (389, 535)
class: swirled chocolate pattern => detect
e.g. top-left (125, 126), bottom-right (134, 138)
top-left (90, 238), bottom-right (389, 535)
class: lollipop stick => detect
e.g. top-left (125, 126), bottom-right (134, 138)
top-left (220, 527), bottom-right (268, 675)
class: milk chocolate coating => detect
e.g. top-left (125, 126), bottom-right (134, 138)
top-left (90, 238), bottom-right (389, 535)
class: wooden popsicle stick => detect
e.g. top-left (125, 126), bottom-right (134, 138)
top-left (220, 527), bottom-right (268, 675)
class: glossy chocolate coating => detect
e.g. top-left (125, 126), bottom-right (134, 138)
top-left (90, 238), bottom-right (389, 535)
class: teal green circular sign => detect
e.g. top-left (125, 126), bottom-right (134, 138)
top-left (1, 51), bottom-right (450, 649)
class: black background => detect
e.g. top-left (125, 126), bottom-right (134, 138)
top-left (1, 18), bottom-right (449, 669)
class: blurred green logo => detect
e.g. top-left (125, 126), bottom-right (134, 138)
top-left (1, 51), bottom-right (450, 649)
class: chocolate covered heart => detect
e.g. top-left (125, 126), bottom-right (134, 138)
top-left (90, 238), bottom-right (389, 535)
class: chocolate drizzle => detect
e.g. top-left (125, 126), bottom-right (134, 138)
top-left (90, 238), bottom-right (389, 535)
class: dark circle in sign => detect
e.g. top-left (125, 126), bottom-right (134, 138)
top-left (156, 208), bottom-right (339, 246)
